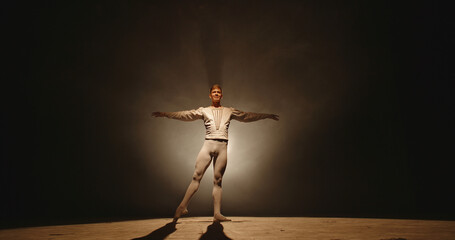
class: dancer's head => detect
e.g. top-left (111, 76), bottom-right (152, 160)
top-left (209, 84), bottom-right (223, 105)
top-left (210, 84), bottom-right (222, 94)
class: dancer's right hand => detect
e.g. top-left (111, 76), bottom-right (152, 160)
top-left (151, 112), bottom-right (165, 117)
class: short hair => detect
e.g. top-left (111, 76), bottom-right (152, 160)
top-left (210, 84), bottom-right (222, 93)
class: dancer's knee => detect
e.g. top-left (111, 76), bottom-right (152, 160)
top-left (213, 174), bottom-right (223, 186)
top-left (192, 171), bottom-right (204, 182)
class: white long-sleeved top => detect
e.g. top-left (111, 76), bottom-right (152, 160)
top-left (163, 107), bottom-right (271, 140)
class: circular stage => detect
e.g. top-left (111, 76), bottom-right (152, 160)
top-left (1, 217), bottom-right (454, 240)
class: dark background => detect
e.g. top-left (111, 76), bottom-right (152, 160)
top-left (1, 1), bottom-right (454, 228)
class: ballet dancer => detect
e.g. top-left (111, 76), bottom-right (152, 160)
top-left (152, 84), bottom-right (279, 222)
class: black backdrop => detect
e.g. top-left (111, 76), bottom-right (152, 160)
top-left (2, 1), bottom-right (454, 228)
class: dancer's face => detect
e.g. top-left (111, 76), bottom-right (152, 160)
top-left (209, 87), bottom-right (223, 103)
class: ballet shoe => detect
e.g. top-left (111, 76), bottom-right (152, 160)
top-left (172, 206), bottom-right (188, 223)
top-left (213, 213), bottom-right (231, 222)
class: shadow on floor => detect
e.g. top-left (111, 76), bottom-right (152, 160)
top-left (199, 221), bottom-right (232, 240)
top-left (132, 222), bottom-right (176, 240)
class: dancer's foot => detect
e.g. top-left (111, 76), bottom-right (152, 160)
top-left (172, 206), bottom-right (188, 223)
top-left (213, 213), bottom-right (231, 222)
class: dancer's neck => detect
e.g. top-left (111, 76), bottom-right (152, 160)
top-left (211, 102), bottom-right (221, 108)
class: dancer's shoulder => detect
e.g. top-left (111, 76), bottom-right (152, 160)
top-left (202, 106), bottom-right (233, 109)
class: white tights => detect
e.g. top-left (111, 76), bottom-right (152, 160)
top-left (173, 139), bottom-right (228, 221)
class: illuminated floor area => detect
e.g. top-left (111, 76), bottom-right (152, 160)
top-left (1, 217), bottom-right (454, 240)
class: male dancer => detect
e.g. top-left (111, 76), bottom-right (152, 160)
top-left (152, 84), bottom-right (279, 222)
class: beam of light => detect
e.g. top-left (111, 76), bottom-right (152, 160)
top-left (126, 1), bottom-right (340, 216)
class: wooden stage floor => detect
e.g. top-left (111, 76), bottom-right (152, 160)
top-left (1, 217), bottom-right (454, 240)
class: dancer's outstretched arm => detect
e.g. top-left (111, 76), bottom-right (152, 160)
top-left (231, 108), bottom-right (279, 122)
top-left (152, 107), bottom-right (204, 121)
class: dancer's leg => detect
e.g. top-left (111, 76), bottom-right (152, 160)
top-left (173, 142), bottom-right (212, 222)
top-left (212, 142), bottom-right (230, 221)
